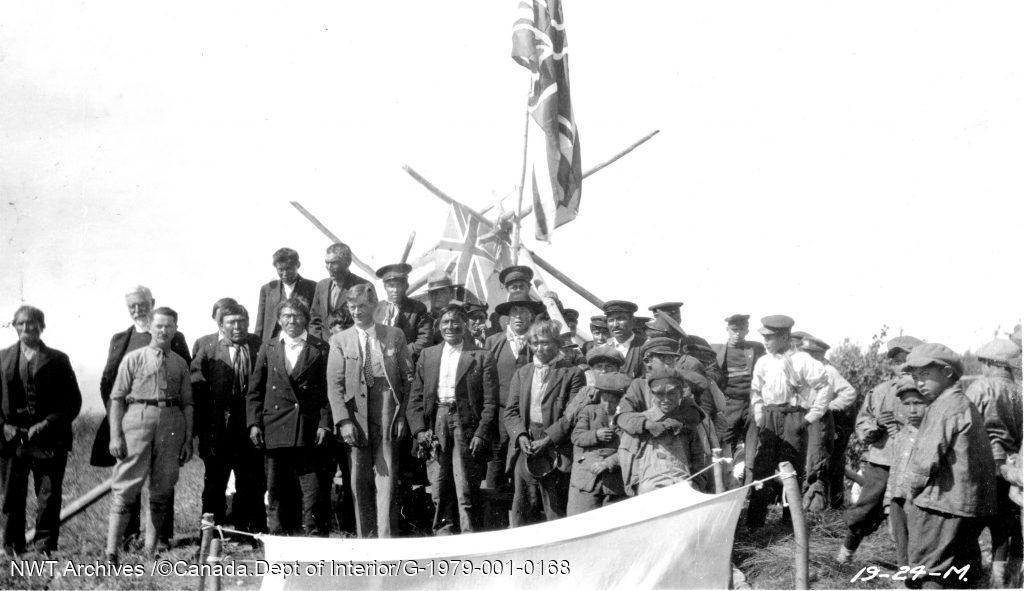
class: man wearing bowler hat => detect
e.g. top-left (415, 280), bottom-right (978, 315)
top-left (603, 301), bottom-right (646, 379)
top-left (745, 315), bottom-right (830, 528)
top-left (376, 263), bottom-right (433, 364)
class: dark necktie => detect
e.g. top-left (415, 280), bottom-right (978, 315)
top-left (361, 330), bottom-right (375, 388)
top-left (233, 344), bottom-right (250, 397)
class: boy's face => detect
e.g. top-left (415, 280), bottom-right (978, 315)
top-left (650, 380), bottom-right (685, 413)
top-left (910, 364), bottom-right (955, 400)
top-left (644, 353), bottom-right (677, 374)
top-left (900, 392), bottom-right (928, 427)
top-left (598, 391), bottom-right (621, 416)
top-left (591, 326), bottom-right (610, 344)
top-left (764, 332), bottom-right (790, 354)
top-left (591, 361), bottom-right (621, 375)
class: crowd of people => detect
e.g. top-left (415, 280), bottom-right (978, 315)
top-left (0, 241), bottom-right (1020, 589)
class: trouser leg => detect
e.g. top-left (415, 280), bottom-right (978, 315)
top-left (231, 443), bottom-right (268, 533)
top-left (264, 450), bottom-right (295, 535)
top-left (30, 453), bottom-right (68, 552)
top-left (746, 409), bottom-right (782, 527)
top-left (426, 438), bottom-right (455, 535)
top-left (0, 454), bottom-right (29, 552)
top-left (722, 397), bottom-right (750, 449)
top-left (510, 454), bottom-right (542, 528)
top-left (566, 487), bottom-right (603, 517)
top-left (296, 449), bottom-right (327, 537)
top-left (145, 407), bottom-right (185, 552)
top-left (202, 455), bottom-right (230, 523)
top-left (890, 498), bottom-right (909, 566)
top-left (107, 404), bottom-right (155, 555)
top-left (447, 410), bottom-right (480, 533)
top-left (539, 471), bottom-right (568, 521)
top-left (906, 503), bottom-right (984, 590)
top-left (804, 411), bottom-right (832, 512)
top-left (347, 444), bottom-right (376, 537)
top-left (828, 412), bottom-right (854, 508)
top-left (372, 437), bottom-right (397, 538)
top-left (844, 462), bottom-right (890, 550)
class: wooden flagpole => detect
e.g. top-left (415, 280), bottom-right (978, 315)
top-left (288, 201), bottom-right (378, 278)
top-left (511, 82), bottom-right (533, 265)
top-left (400, 231), bottom-right (416, 264)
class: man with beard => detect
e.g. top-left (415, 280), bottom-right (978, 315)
top-left (190, 303), bottom-right (265, 537)
top-left (254, 248), bottom-right (317, 341)
top-left (310, 242), bottom-right (370, 341)
top-left (91, 286), bottom-right (191, 549)
top-left (603, 301), bottom-right (646, 379)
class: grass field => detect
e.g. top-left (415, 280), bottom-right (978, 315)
top-left (0, 414), bottom-right (995, 590)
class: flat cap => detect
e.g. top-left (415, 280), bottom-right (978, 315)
top-left (562, 308), bottom-right (579, 322)
top-left (648, 302), bottom-right (683, 313)
top-left (976, 339), bottom-right (1022, 365)
top-left (436, 302), bottom-right (468, 318)
top-left (602, 300), bottom-right (639, 316)
top-left (464, 302), bottom-right (489, 315)
top-left (894, 375), bottom-right (922, 398)
top-left (758, 315), bottom-right (795, 336)
top-left (801, 335), bottom-right (830, 353)
top-left (594, 373), bottom-right (633, 394)
top-left (494, 294), bottom-right (546, 316)
top-left (641, 337), bottom-right (682, 357)
top-left (375, 263), bottom-right (412, 282)
top-left (900, 343), bottom-right (964, 377)
top-left (724, 314), bottom-right (750, 326)
top-left (647, 367), bottom-right (705, 390)
top-left (498, 265), bottom-right (534, 287)
top-left (586, 345), bottom-right (625, 367)
top-left (589, 315), bottom-right (608, 328)
top-left (426, 270), bottom-right (454, 292)
top-left (646, 315), bottom-right (683, 340)
top-left (886, 336), bottom-right (924, 358)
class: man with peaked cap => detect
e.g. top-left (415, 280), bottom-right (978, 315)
top-left (648, 302), bottom-right (684, 324)
top-left (481, 294), bottom-right (546, 524)
top-left (567, 372), bottom-right (631, 515)
top-left (792, 335), bottom-right (844, 512)
top-left (901, 343), bottom-right (996, 589)
top-left (309, 242), bottom-right (371, 341)
top-left (582, 316), bottom-right (609, 355)
top-left (498, 265), bottom-right (534, 298)
top-left (801, 335), bottom-right (858, 510)
top-left (715, 314), bottom-right (766, 461)
top-left (603, 301), bottom-right (646, 379)
top-left (965, 338), bottom-right (1023, 586)
top-left (464, 302), bottom-right (491, 347)
top-left (254, 248), bottom-right (317, 342)
top-left (376, 263), bottom-right (433, 363)
top-left (745, 315), bottom-right (831, 528)
top-left (789, 330), bottom-right (810, 351)
top-left (633, 316), bottom-right (651, 341)
top-left (838, 334), bottom-right (923, 563)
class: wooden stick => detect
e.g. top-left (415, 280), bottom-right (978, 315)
top-left (288, 201), bottom-right (378, 278)
top-left (712, 448), bottom-right (725, 493)
top-left (582, 129), bottom-right (660, 180)
top-left (400, 231), bottom-right (416, 264)
top-left (26, 478), bottom-right (113, 544)
top-left (198, 512), bottom-right (215, 590)
top-left (205, 538), bottom-right (224, 591)
top-left (779, 461), bottom-right (809, 590)
top-left (512, 81), bottom-right (532, 264)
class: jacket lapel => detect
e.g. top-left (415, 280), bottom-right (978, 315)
top-left (216, 338), bottom-right (233, 367)
top-left (290, 341), bottom-right (317, 382)
top-left (1, 343), bottom-right (17, 391)
top-left (520, 363), bottom-right (536, 421)
top-left (31, 344), bottom-right (54, 373)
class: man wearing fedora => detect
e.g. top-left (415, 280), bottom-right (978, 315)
top-left (376, 263), bottom-right (433, 365)
top-left (504, 319), bottom-right (585, 526)
top-left (603, 300), bottom-right (646, 379)
top-left (406, 303), bottom-right (498, 534)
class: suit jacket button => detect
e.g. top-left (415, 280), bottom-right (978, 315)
top-left (294, 402), bottom-right (299, 407)
top-left (274, 404), bottom-right (279, 410)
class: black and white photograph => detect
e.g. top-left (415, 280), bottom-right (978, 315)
top-left (1, 1), bottom-right (1021, 589)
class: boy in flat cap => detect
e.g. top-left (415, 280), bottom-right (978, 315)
top-left (902, 343), bottom-right (996, 589)
top-left (716, 314), bottom-right (766, 477)
top-left (583, 345), bottom-right (625, 387)
top-left (617, 368), bottom-right (711, 495)
top-left (567, 373), bottom-right (631, 515)
top-left (745, 315), bottom-right (831, 529)
top-left (885, 376), bottom-right (928, 568)
top-left (603, 301), bottom-right (646, 378)
top-left (965, 339), bottom-right (1022, 586)
top-left (376, 263), bottom-right (433, 364)
top-left (839, 335), bottom-right (922, 562)
top-left (801, 335), bottom-right (858, 510)
top-left (582, 316), bottom-right (610, 355)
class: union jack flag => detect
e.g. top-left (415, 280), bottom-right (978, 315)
top-left (512, 0), bottom-right (582, 242)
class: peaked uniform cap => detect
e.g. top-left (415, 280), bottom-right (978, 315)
top-left (498, 265), bottom-right (534, 286)
top-left (648, 302), bottom-right (684, 313)
top-left (375, 263), bottom-right (413, 281)
top-left (602, 300), bottom-right (639, 315)
top-left (641, 337), bottom-right (682, 357)
top-left (758, 315), bottom-right (795, 336)
top-left (724, 314), bottom-right (750, 325)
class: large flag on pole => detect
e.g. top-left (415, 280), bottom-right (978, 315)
top-left (512, 0), bottom-right (582, 242)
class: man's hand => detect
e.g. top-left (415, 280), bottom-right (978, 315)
top-left (109, 434), bottom-right (127, 460)
top-left (753, 411), bottom-right (764, 429)
top-left (3, 423), bottom-right (20, 444)
top-left (315, 427), bottom-right (330, 447)
top-left (179, 438), bottom-right (194, 465)
top-left (877, 410), bottom-right (895, 431)
top-left (517, 434), bottom-right (534, 455)
top-left (249, 426), bottom-right (265, 449)
top-left (884, 421), bottom-right (900, 437)
top-left (645, 419), bottom-right (668, 438)
top-left (588, 461), bottom-right (608, 475)
top-left (393, 418), bottom-right (408, 441)
top-left (469, 436), bottom-right (485, 456)
top-left (531, 436), bottom-right (552, 454)
top-left (26, 421), bottom-right (46, 442)
top-left (596, 427), bottom-right (615, 443)
top-left (338, 420), bottom-right (360, 447)
top-left (417, 429), bottom-right (434, 446)
top-left (661, 418), bottom-right (686, 434)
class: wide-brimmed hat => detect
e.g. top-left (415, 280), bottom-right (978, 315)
top-left (495, 294), bottom-right (546, 316)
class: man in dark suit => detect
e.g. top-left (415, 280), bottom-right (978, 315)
top-left (191, 297), bottom-right (238, 358)
top-left (715, 314), bottom-right (766, 452)
top-left (309, 242), bottom-right (370, 341)
top-left (407, 304), bottom-right (498, 534)
top-left (603, 300), bottom-right (647, 379)
top-left (376, 263), bottom-right (432, 363)
top-left (90, 286), bottom-right (190, 547)
top-left (482, 295), bottom-right (545, 494)
top-left (190, 303), bottom-right (265, 534)
top-left (504, 320), bottom-right (585, 527)
top-left (0, 306), bottom-right (82, 556)
top-left (247, 297), bottom-right (332, 536)
top-left (327, 284), bottom-right (412, 538)
top-left (254, 248), bottom-right (317, 342)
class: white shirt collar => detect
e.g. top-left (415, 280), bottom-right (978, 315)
top-left (281, 331), bottom-right (308, 347)
top-left (442, 340), bottom-right (464, 355)
top-left (614, 334), bottom-right (635, 348)
top-left (506, 326), bottom-right (528, 342)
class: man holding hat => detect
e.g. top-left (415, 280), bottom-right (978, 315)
top-left (376, 263), bottom-right (433, 364)
top-left (582, 316), bottom-right (610, 355)
top-left (716, 314), bottom-right (766, 458)
top-left (901, 343), bottom-right (996, 589)
top-left (745, 315), bottom-right (830, 528)
top-left (801, 335), bottom-right (858, 510)
top-left (839, 335), bottom-right (923, 562)
top-left (603, 301), bottom-right (646, 379)
top-left (965, 338), bottom-right (1022, 586)
top-left (567, 372), bottom-right (631, 515)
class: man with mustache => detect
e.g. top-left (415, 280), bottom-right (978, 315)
top-left (603, 301), bottom-right (646, 379)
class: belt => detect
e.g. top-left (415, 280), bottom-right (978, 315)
top-left (763, 403), bottom-right (806, 413)
top-left (126, 397), bottom-right (181, 408)
top-left (437, 400), bottom-right (457, 408)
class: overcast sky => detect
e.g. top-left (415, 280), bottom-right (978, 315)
top-left (2, 1), bottom-right (1021, 412)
